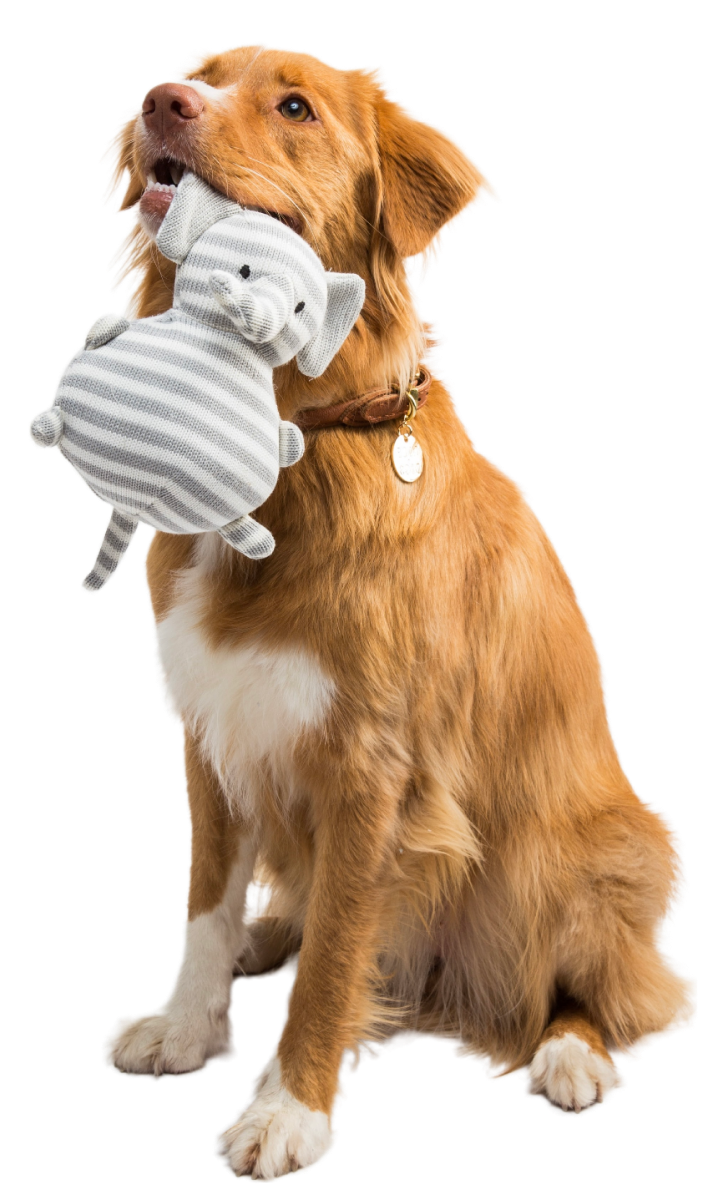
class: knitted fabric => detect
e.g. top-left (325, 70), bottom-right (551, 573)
top-left (31, 173), bottom-right (365, 589)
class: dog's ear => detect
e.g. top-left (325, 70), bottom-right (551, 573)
top-left (99, 103), bottom-right (146, 214)
top-left (376, 98), bottom-right (483, 258)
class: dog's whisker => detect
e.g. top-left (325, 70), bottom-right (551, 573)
top-left (223, 154), bottom-right (322, 255)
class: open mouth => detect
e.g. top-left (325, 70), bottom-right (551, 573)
top-left (140, 157), bottom-right (186, 207)
top-left (149, 157), bottom-right (185, 187)
top-left (138, 158), bottom-right (186, 233)
top-left (139, 157), bottom-right (302, 236)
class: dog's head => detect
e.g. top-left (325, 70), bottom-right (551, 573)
top-left (118, 47), bottom-right (483, 404)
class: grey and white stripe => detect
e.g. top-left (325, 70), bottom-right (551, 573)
top-left (31, 173), bottom-right (365, 589)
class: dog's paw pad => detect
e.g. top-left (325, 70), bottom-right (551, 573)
top-left (223, 1057), bottom-right (331, 1178)
top-left (530, 1032), bottom-right (618, 1111)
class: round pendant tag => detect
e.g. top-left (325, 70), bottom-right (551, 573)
top-left (392, 433), bottom-right (423, 482)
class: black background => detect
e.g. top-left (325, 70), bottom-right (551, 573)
top-left (25, 35), bottom-right (702, 1183)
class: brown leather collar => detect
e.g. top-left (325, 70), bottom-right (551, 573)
top-left (295, 367), bottom-right (431, 432)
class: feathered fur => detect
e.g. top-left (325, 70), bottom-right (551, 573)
top-left (117, 46), bottom-right (687, 1134)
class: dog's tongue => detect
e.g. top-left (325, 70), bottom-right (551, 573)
top-left (139, 182), bottom-right (177, 236)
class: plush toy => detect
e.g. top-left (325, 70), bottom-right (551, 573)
top-left (31, 172), bottom-right (365, 589)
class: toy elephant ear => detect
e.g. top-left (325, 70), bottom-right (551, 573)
top-left (296, 273), bottom-right (365, 378)
top-left (155, 173), bottom-right (241, 264)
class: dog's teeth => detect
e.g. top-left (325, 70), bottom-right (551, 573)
top-left (170, 163), bottom-right (184, 186)
top-left (144, 182), bottom-right (178, 195)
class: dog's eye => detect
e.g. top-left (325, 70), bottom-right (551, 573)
top-left (295, 301), bottom-right (305, 313)
top-left (240, 265), bottom-right (250, 279)
top-left (279, 97), bottom-right (312, 123)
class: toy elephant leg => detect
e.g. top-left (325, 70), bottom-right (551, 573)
top-left (83, 510), bottom-right (139, 591)
top-left (84, 315), bottom-right (130, 349)
top-left (278, 420), bottom-right (305, 467)
top-left (30, 407), bottom-right (64, 447)
top-left (219, 515), bottom-right (275, 559)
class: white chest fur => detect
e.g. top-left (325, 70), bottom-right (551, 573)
top-left (157, 555), bottom-right (335, 809)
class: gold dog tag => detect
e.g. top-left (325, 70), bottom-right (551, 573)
top-left (392, 432), bottom-right (423, 482)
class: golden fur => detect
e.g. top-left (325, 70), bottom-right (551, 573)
top-left (121, 46), bottom-right (687, 1121)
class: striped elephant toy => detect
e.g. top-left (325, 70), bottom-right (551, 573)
top-left (31, 172), bottom-right (365, 590)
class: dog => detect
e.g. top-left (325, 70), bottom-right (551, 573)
top-left (110, 46), bottom-right (688, 1179)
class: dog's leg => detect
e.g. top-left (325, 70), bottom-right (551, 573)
top-left (114, 732), bottom-right (255, 1075)
top-left (530, 1005), bottom-right (619, 1111)
top-left (234, 916), bottom-right (302, 976)
top-left (527, 803), bottom-right (687, 1108)
top-left (223, 778), bottom-right (397, 1178)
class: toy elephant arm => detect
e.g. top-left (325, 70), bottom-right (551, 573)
top-left (219, 514), bottom-right (275, 559)
top-left (79, 507), bottom-right (141, 596)
top-left (209, 271), bottom-right (295, 343)
top-left (278, 421), bottom-right (305, 468)
top-left (296, 272), bottom-right (365, 378)
top-left (31, 407), bottom-right (64, 447)
top-left (84, 314), bottom-right (131, 349)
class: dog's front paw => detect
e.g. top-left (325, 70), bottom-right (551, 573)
top-left (530, 1032), bottom-right (618, 1111)
top-left (113, 1012), bottom-right (228, 1075)
top-left (223, 1057), bottom-right (331, 1178)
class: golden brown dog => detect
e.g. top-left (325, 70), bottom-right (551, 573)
top-left (111, 46), bottom-right (688, 1178)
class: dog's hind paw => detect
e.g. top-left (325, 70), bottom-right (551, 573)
top-left (530, 1032), bottom-right (619, 1112)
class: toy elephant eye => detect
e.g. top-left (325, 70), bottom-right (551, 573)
top-left (240, 265), bottom-right (250, 278)
top-left (295, 301), bottom-right (305, 313)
